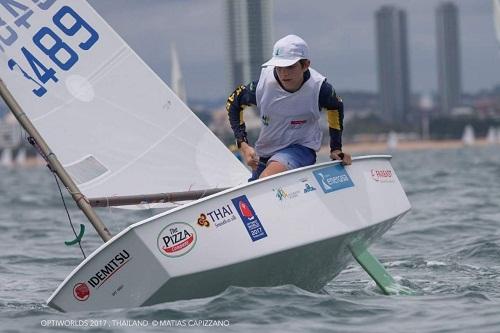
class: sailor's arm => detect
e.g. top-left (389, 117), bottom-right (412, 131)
top-left (319, 81), bottom-right (352, 165)
top-left (226, 82), bottom-right (259, 169)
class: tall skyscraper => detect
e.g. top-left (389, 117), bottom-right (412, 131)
top-left (436, 2), bottom-right (462, 114)
top-left (375, 5), bottom-right (411, 124)
top-left (225, 0), bottom-right (273, 92)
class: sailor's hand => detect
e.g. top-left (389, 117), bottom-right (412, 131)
top-left (240, 143), bottom-right (259, 170)
top-left (330, 150), bottom-right (352, 165)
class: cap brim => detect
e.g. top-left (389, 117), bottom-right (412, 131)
top-left (261, 56), bottom-right (302, 67)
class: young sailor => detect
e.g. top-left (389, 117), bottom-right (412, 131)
top-left (227, 34), bottom-right (351, 181)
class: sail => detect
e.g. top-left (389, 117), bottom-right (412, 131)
top-left (494, 0), bottom-right (500, 46)
top-left (0, 1), bottom-right (249, 200)
top-left (170, 43), bottom-right (187, 103)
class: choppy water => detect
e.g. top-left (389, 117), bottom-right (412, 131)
top-left (1, 146), bottom-right (499, 332)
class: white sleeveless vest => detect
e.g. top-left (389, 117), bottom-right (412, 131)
top-left (255, 66), bottom-right (325, 157)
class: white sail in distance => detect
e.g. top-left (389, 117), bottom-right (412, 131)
top-left (494, 0), bottom-right (500, 47)
top-left (0, 1), bottom-right (249, 201)
top-left (170, 43), bottom-right (187, 103)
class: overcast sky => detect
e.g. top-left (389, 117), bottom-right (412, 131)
top-left (89, 0), bottom-right (499, 102)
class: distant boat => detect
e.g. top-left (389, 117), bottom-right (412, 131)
top-left (0, 148), bottom-right (13, 167)
top-left (462, 125), bottom-right (475, 146)
top-left (486, 126), bottom-right (497, 144)
top-left (14, 147), bottom-right (27, 165)
top-left (494, 0), bottom-right (500, 47)
top-left (387, 131), bottom-right (398, 150)
top-left (170, 43), bottom-right (187, 103)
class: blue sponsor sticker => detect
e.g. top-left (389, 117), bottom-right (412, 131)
top-left (231, 195), bottom-right (268, 242)
top-left (313, 164), bottom-right (354, 193)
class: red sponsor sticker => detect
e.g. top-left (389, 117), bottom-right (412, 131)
top-left (157, 222), bottom-right (197, 257)
top-left (73, 282), bottom-right (90, 301)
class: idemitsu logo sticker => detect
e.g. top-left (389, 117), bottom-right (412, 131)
top-left (157, 223), bottom-right (196, 257)
top-left (73, 282), bottom-right (90, 301)
top-left (313, 164), bottom-right (354, 194)
top-left (231, 195), bottom-right (268, 242)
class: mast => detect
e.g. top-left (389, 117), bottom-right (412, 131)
top-left (0, 79), bottom-right (112, 242)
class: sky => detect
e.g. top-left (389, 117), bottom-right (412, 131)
top-left (89, 0), bottom-right (500, 102)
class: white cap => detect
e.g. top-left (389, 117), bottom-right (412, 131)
top-left (262, 34), bottom-right (309, 67)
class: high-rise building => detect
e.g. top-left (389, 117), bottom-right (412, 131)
top-left (436, 2), bottom-right (462, 114)
top-left (375, 5), bottom-right (411, 124)
top-left (225, 0), bottom-right (273, 92)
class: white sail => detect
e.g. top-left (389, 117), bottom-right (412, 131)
top-left (462, 125), bottom-right (475, 146)
top-left (0, 148), bottom-right (12, 167)
top-left (170, 43), bottom-right (187, 103)
top-left (386, 131), bottom-right (398, 150)
top-left (486, 126), bottom-right (497, 144)
top-left (0, 1), bottom-right (249, 201)
top-left (494, 0), bottom-right (500, 46)
top-left (15, 147), bottom-right (27, 165)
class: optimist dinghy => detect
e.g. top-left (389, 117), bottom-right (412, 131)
top-left (0, 1), bottom-right (411, 312)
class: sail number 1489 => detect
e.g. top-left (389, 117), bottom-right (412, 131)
top-left (8, 5), bottom-right (99, 97)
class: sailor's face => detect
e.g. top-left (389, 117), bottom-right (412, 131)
top-left (275, 60), bottom-right (309, 92)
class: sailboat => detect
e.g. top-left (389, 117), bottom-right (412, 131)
top-left (0, 147), bottom-right (13, 167)
top-left (462, 125), bottom-right (475, 146)
top-left (0, 2), bottom-right (411, 312)
top-left (386, 131), bottom-right (398, 150)
top-left (170, 43), bottom-right (187, 103)
top-left (494, 0), bottom-right (500, 47)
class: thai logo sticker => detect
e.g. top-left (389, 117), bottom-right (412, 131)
top-left (73, 282), bottom-right (90, 301)
top-left (370, 169), bottom-right (395, 183)
top-left (231, 195), bottom-right (267, 242)
top-left (313, 164), bottom-right (354, 194)
top-left (197, 204), bottom-right (237, 228)
top-left (157, 223), bottom-right (196, 257)
top-left (197, 213), bottom-right (210, 227)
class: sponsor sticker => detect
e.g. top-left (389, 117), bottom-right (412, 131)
top-left (231, 195), bottom-right (268, 242)
top-left (197, 204), bottom-right (237, 229)
top-left (303, 183), bottom-right (317, 193)
top-left (157, 223), bottom-right (196, 257)
top-left (87, 250), bottom-right (131, 289)
top-left (313, 164), bottom-right (354, 193)
top-left (370, 169), bottom-right (395, 183)
top-left (73, 282), bottom-right (90, 301)
top-left (272, 187), bottom-right (300, 201)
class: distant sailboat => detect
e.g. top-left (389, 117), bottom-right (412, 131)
top-left (14, 147), bottom-right (27, 165)
top-left (486, 126), bottom-right (497, 144)
top-left (387, 131), bottom-right (398, 150)
top-left (170, 43), bottom-right (187, 103)
top-left (462, 125), bottom-right (475, 146)
top-left (0, 148), bottom-right (13, 167)
top-left (494, 0), bottom-right (500, 47)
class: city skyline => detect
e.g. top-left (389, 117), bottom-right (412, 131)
top-left (88, 1), bottom-right (498, 101)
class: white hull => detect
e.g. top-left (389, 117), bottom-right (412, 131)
top-left (48, 156), bottom-right (410, 312)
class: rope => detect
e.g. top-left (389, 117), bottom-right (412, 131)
top-left (52, 172), bottom-right (86, 259)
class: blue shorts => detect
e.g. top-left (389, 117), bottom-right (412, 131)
top-left (249, 144), bottom-right (316, 181)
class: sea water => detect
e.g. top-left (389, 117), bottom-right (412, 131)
top-left (0, 146), bottom-right (499, 332)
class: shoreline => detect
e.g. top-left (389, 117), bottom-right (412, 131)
top-left (320, 138), bottom-right (497, 155)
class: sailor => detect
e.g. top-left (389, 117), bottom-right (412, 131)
top-left (226, 34), bottom-right (352, 181)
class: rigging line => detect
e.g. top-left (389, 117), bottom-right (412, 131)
top-left (52, 171), bottom-right (87, 259)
